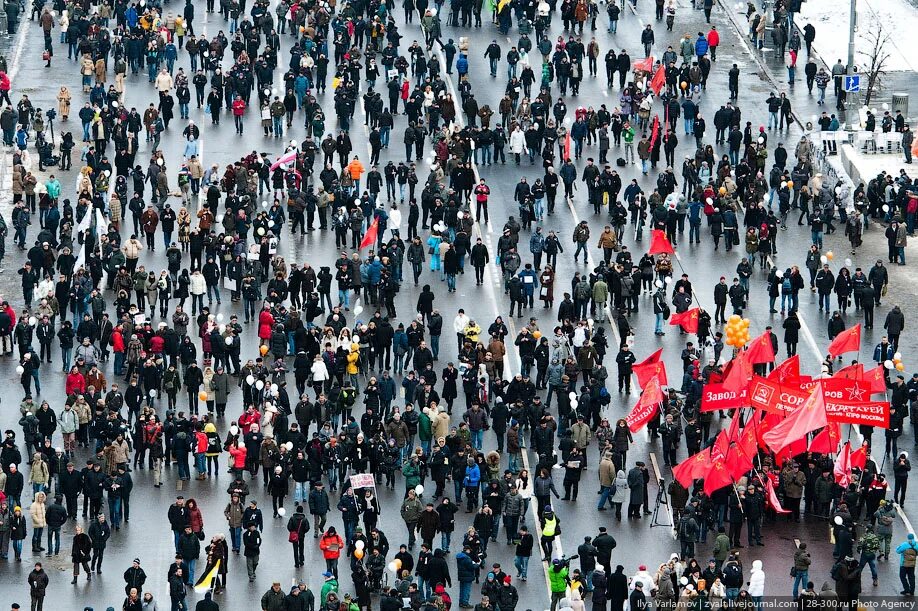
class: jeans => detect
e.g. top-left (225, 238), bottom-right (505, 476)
top-left (185, 558), bottom-right (197, 584)
top-left (859, 554), bottom-right (878, 580)
top-left (338, 289), bottom-right (350, 308)
top-left (294, 481), bottom-right (308, 503)
top-left (514, 555), bottom-right (530, 578)
top-left (431, 334), bottom-right (440, 359)
top-left (108, 496), bottom-right (122, 528)
top-left (793, 569), bottom-right (808, 598)
top-left (441, 531), bottom-right (452, 551)
top-left (207, 284), bottom-right (221, 303)
top-left (230, 526), bottom-right (241, 551)
top-left (459, 581), bottom-right (472, 605)
top-left (655, 312), bottom-right (664, 333)
top-left (62, 347), bottom-right (73, 372)
top-left (471, 429), bottom-right (483, 450)
top-left (47, 527), bottom-right (60, 554)
top-left (32, 526), bottom-right (43, 550)
top-left (597, 485), bottom-right (614, 509)
top-left (901, 566), bottom-right (915, 594)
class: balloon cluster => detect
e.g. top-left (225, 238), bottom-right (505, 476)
top-left (820, 251), bottom-right (834, 265)
top-left (387, 557), bottom-right (403, 573)
top-left (725, 315), bottom-right (750, 348)
top-left (354, 539), bottom-right (366, 559)
top-left (885, 351), bottom-right (907, 372)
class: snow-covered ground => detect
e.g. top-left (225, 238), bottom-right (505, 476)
top-left (798, 0), bottom-right (917, 72)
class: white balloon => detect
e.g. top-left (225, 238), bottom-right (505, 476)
top-left (570, 399), bottom-right (578, 409)
top-left (157, 158), bottom-right (164, 166)
top-left (255, 380), bottom-right (265, 390)
top-left (388, 561), bottom-right (399, 572)
top-left (885, 360), bottom-right (894, 370)
top-left (757, 137), bottom-right (764, 144)
top-left (457, 211), bottom-right (464, 220)
top-left (271, 383), bottom-right (279, 393)
top-left (216, 313), bottom-right (225, 322)
top-left (354, 306), bottom-right (364, 316)
top-left (883, 205), bottom-right (890, 213)
top-left (277, 507), bottom-right (287, 516)
top-left (355, 540), bottom-right (366, 550)
top-left (835, 186), bottom-right (842, 195)
top-left (834, 515), bottom-right (843, 525)
top-left (664, 276), bottom-right (672, 285)
top-left (225, 337), bottom-right (234, 346)
top-left (353, 335), bottom-right (361, 344)
top-left (149, 389), bottom-right (157, 398)
top-left (284, 441), bottom-right (294, 451)
top-left (844, 258), bottom-right (852, 267)
top-left (895, 352), bottom-right (903, 361)
top-left (229, 425), bottom-right (239, 436)
top-left (219, 324), bottom-right (226, 333)
top-left (415, 484), bottom-right (424, 495)
top-left (568, 391), bottom-right (577, 400)
top-left (15, 365), bottom-right (23, 374)
top-left (246, 375), bottom-right (255, 385)
top-left (28, 317), bottom-right (36, 326)
top-left (820, 255), bottom-right (828, 264)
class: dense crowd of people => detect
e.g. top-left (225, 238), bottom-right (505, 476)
top-left (1, 0), bottom-right (918, 608)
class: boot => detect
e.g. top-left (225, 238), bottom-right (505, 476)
top-left (71, 576), bottom-right (77, 584)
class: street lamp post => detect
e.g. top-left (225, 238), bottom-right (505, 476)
top-left (845, 0), bottom-right (858, 130)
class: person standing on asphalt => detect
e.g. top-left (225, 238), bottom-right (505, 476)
top-left (27, 562), bottom-right (49, 611)
top-left (897, 532), bottom-right (918, 595)
top-left (243, 521), bottom-right (262, 581)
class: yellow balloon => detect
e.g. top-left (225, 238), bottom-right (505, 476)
top-left (394, 559), bottom-right (402, 570)
top-left (680, 81), bottom-right (688, 89)
top-left (897, 363), bottom-right (906, 372)
top-left (719, 187), bottom-right (727, 196)
top-left (787, 181), bottom-right (794, 188)
top-left (354, 549), bottom-right (364, 560)
top-left (260, 345), bottom-right (269, 356)
top-left (533, 331), bottom-right (542, 339)
top-left (729, 315), bottom-right (741, 324)
top-left (198, 391), bottom-right (208, 401)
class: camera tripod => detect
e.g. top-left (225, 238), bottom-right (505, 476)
top-left (650, 478), bottom-right (672, 529)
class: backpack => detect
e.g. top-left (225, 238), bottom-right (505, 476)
top-left (781, 277), bottom-right (792, 293)
top-left (616, 157), bottom-right (626, 167)
top-left (830, 561), bottom-right (845, 581)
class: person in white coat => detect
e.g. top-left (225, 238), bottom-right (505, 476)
top-left (748, 559), bottom-right (765, 607)
top-left (509, 126), bottom-right (526, 164)
top-left (452, 309), bottom-right (470, 350)
top-left (388, 204), bottom-right (402, 238)
top-left (310, 354), bottom-right (329, 397)
top-left (189, 270), bottom-right (206, 315)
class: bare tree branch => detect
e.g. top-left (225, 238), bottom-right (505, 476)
top-left (857, 18), bottom-right (892, 106)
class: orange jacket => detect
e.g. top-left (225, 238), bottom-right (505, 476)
top-left (347, 158), bottom-right (364, 180)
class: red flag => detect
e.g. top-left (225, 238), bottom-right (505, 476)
top-left (757, 411), bottom-right (784, 449)
top-left (808, 422), bottom-right (841, 454)
top-left (722, 352), bottom-right (753, 393)
top-left (672, 451), bottom-right (710, 487)
top-left (650, 64), bottom-right (666, 96)
top-left (850, 443), bottom-right (869, 470)
top-left (703, 450), bottom-right (735, 495)
top-left (737, 420), bottom-right (759, 459)
top-left (768, 355), bottom-right (801, 383)
top-left (359, 216), bottom-right (379, 249)
top-left (745, 331), bottom-right (776, 364)
top-left (724, 442), bottom-right (754, 480)
top-left (648, 229), bottom-right (675, 255)
top-left (669, 307), bottom-right (700, 334)
top-left (765, 478), bottom-right (791, 514)
top-left (564, 133), bottom-right (572, 161)
top-left (863, 365), bottom-right (889, 394)
top-left (626, 377), bottom-right (664, 432)
top-left (632, 56), bottom-right (654, 73)
top-left (633, 348), bottom-right (668, 389)
top-left (827, 324), bottom-right (861, 357)
top-left (835, 442), bottom-right (852, 487)
top-left (834, 363), bottom-right (864, 381)
top-left (649, 115), bottom-right (660, 150)
top-left (762, 387), bottom-right (829, 455)
top-left (775, 436), bottom-right (809, 465)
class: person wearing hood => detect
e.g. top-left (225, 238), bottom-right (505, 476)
top-left (548, 559), bottom-right (569, 611)
top-left (456, 545), bottom-right (477, 607)
top-left (748, 559), bottom-right (765, 606)
top-left (896, 532), bottom-right (918, 594)
top-left (655, 565), bottom-right (676, 605)
top-left (608, 565), bottom-right (629, 611)
top-left (893, 451), bottom-right (911, 506)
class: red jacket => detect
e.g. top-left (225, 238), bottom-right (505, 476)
top-left (707, 29), bottom-right (720, 48)
top-left (319, 533), bottom-right (344, 559)
top-left (258, 311), bottom-right (274, 339)
top-left (0, 73), bottom-right (11, 92)
top-left (232, 99), bottom-right (246, 116)
top-left (149, 335), bottom-right (164, 353)
top-left (238, 410), bottom-right (260, 435)
top-left (229, 444), bottom-right (247, 468)
top-left (111, 329), bottom-right (125, 353)
top-left (195, 431), bottom-right (209, 453)
top-left (65, 372), bottom-right (86, 396)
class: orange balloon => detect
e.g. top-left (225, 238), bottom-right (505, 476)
top-left (354, 549), bottom-right (365, 560)
top-left (719, 187), bottom-right (727, 196)
top-left (533, 331), bottom-right (542, 339)
top-left (198, 391), bottom-right (208, 401)
top-left (897, 363), bottom-right (906, 372)
top-left (260, 345), bottom-right (269, 356)
top-left (394, 559), bottom-right (402, 570)
top-left (827, 251), bottom-right (834, 261)
top-left (786, 181), bottom-right (794, 188)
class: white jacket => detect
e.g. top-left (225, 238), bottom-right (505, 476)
top-left (748, 560), bottom-right (765, 596)
top-left (453, 314), bottom-right (469, 334)
top-left (509, 129), bottom-right (526, 154)
top-left (311, 360), bottom-right (329, 381)
top-left (189, 273), bottom-right (207, 295)
top-left (388, 208), bottom-right (401, 230)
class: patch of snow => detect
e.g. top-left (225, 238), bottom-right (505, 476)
top-left (798, 0), bottom-right (917, 72)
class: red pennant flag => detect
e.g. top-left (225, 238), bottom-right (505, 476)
top-left (768, 355), bottom-right (801, 383)
top-left (765, 478), bottom-right (791, 514)
top-left (632, 55), bottom-right (654, 73)
top-left (359, 216), bottom-right (379, 250)
top-left (850, 443), bottom-right (868, 470)
top-left (863, 365), bottom-right (888, 394)
top-left (564, 133), bottom-right (572, 161)
top-left (835, 441), bottom-right (853, 487)
top-left (649, 114), bottom-right (660, 150)
top-left (626, 377), bottom-right (664, 432)
top-left (672, 451), bottom-right (710, 487)
top-left (632, 348), bottom-right (668, 389)
top-left (745, 331), bottom-right (776, 364)
top-left (808, 422), bottom-right (841, 454)
top-left (722, 352), bottom-right (754, 393)
top-left (827, 324), bottom-right (862, 358)
top-left (648, 229), bottom-right (675, 255)
top-left (762, 387), bottom-right (829, 455)
top-left (669, 307), bottom-right (700, 334)
top-left (650, 64), bottom-right (666, 96)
